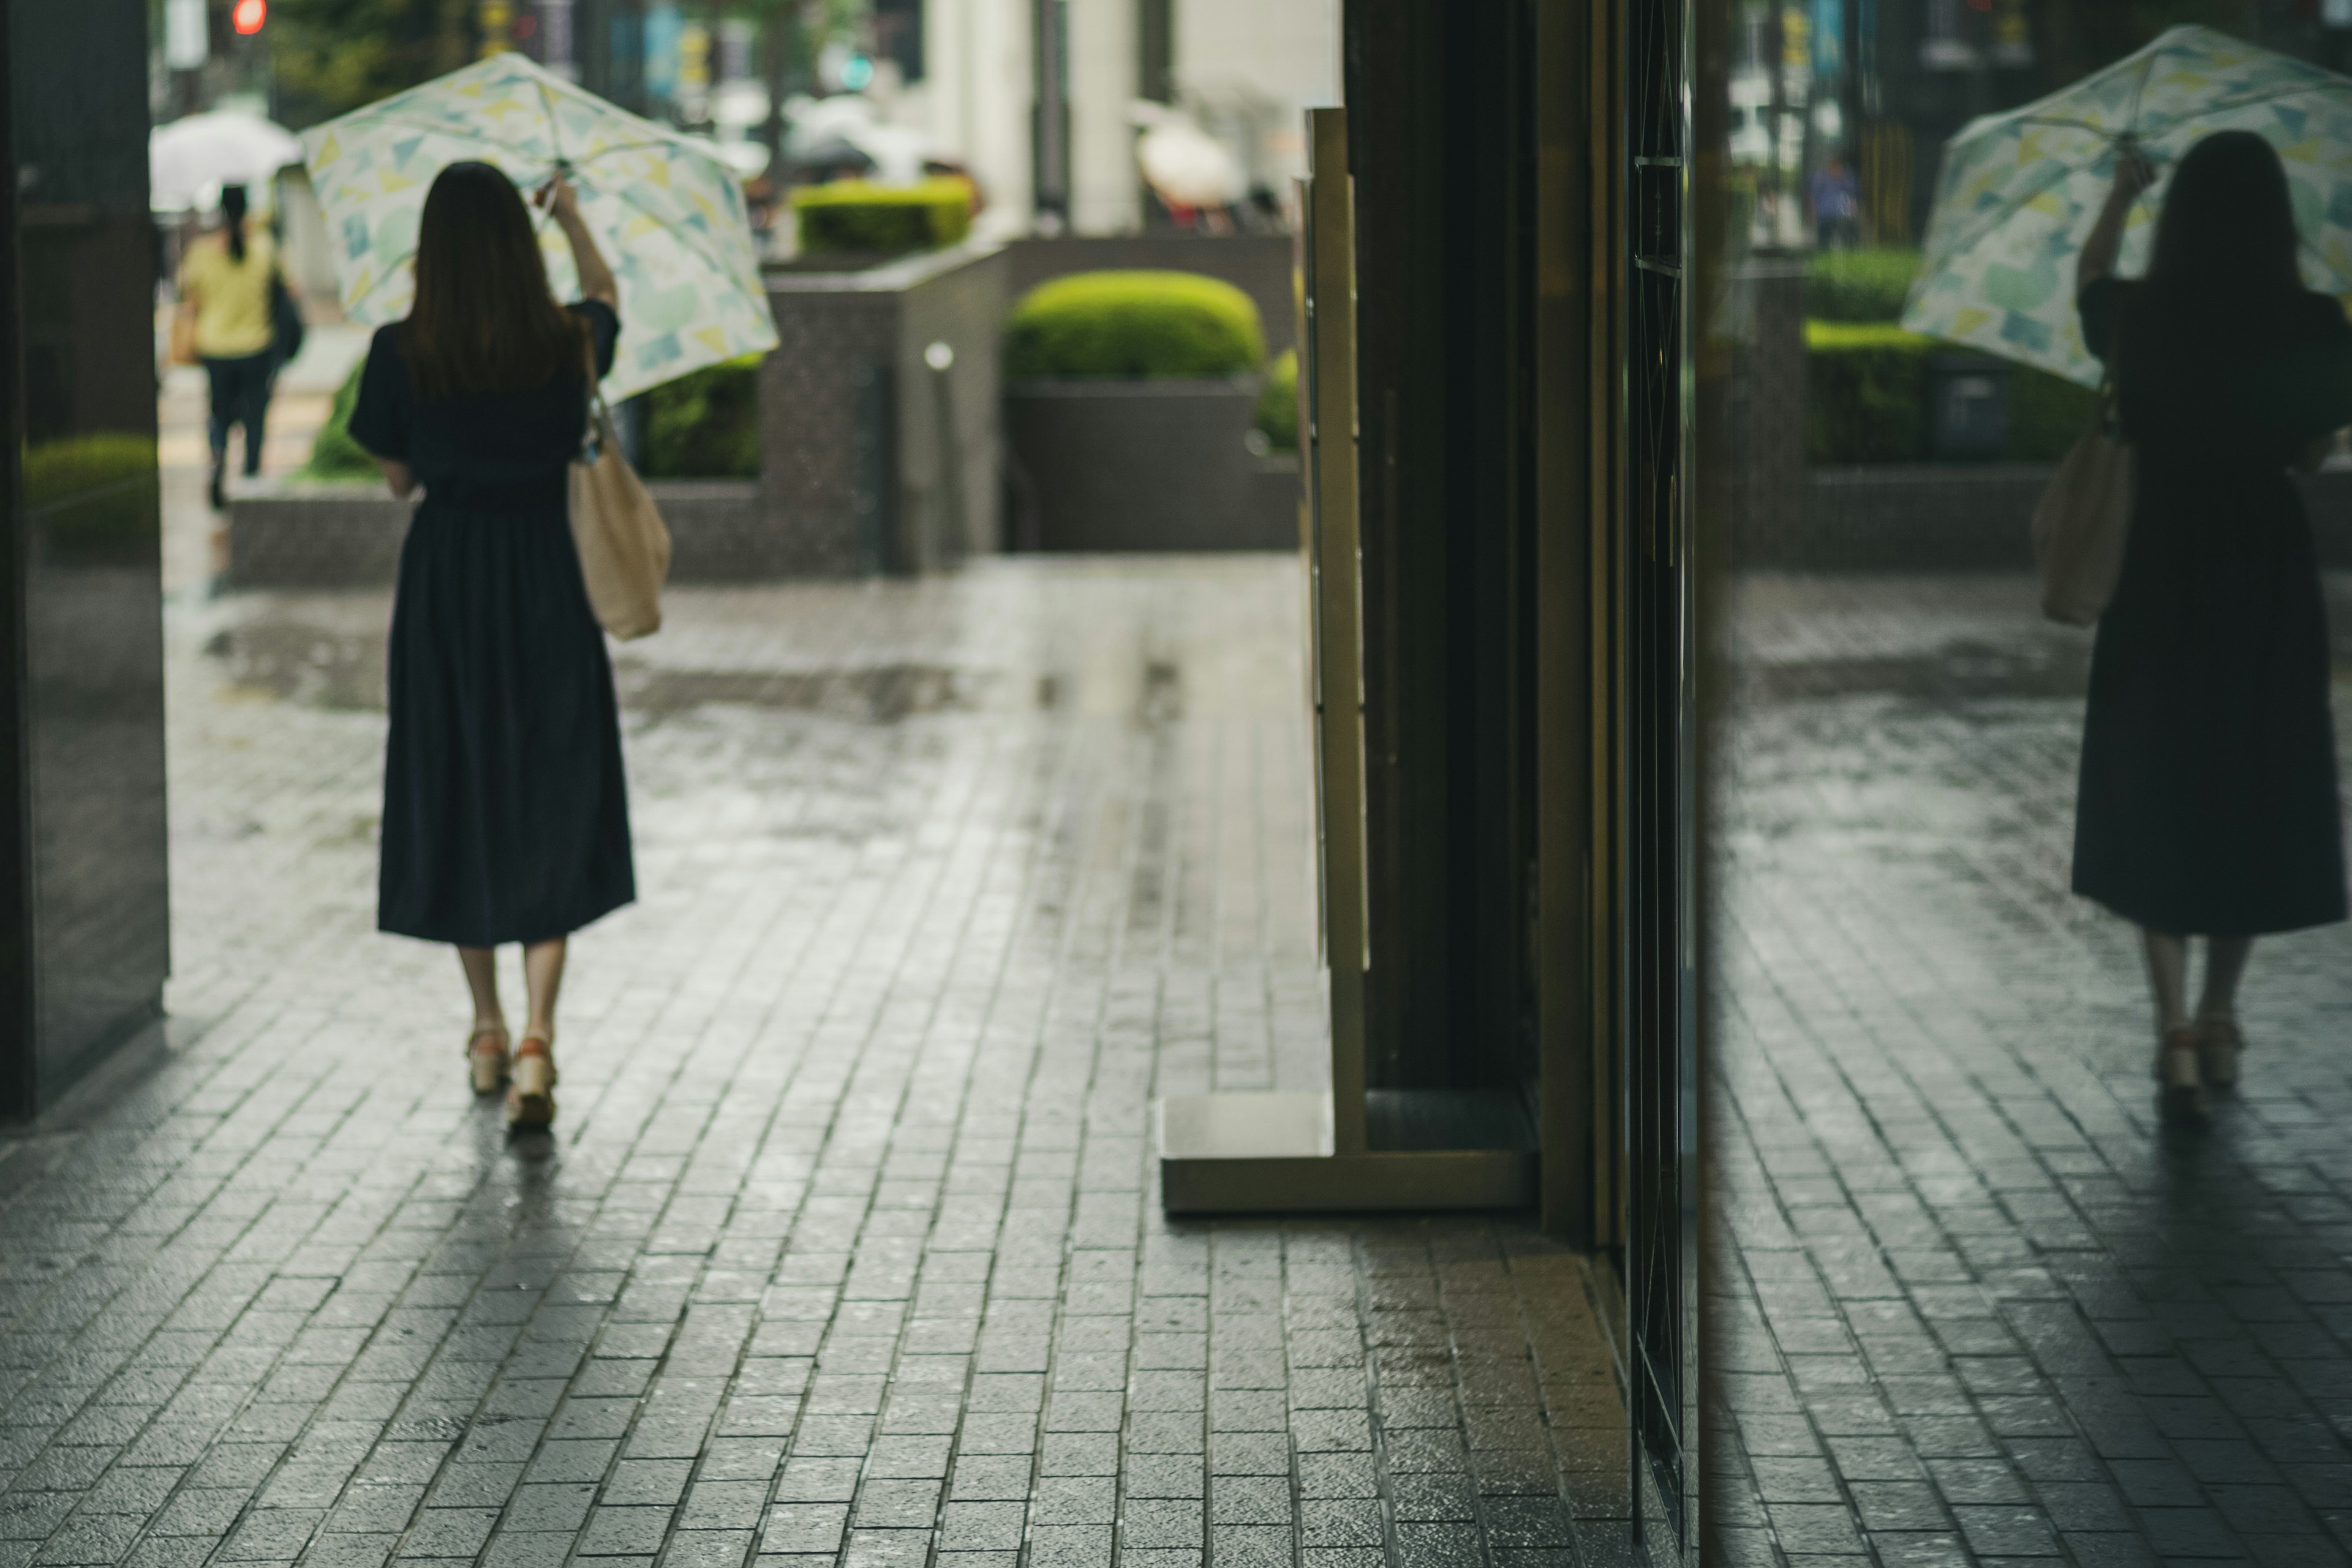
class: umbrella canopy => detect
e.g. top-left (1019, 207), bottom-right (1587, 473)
top-left (151, 111), bottom-right (303, 213)
top-left (301, 53), bottom-right (779, 401)
top-left (1902, 26), bottom-right (2352, 386)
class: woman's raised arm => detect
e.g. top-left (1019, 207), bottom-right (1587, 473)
top-left (2081, 136), bottom-right (2156, 290)
top-left (535, 172), bottom-right (617, 309)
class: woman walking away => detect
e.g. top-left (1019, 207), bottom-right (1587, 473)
top-left (176, 184), bottom-right (293, 510)
top-left (347, 162), bottom-right (634, 1130)
top-left (2074, 130), bottom-right (2352, 1121)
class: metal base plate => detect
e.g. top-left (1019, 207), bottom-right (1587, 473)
top-left (1156, 1091), bottom-right (1537, 1214)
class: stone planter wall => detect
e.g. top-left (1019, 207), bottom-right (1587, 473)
top-left (1733, 462), bottom-right (2352, 571)
top-left (228, 480), bottom-right (764, 587)
top-left (761, 244), bottom-right (1010, 575)
top-left (1005, 379), bottom-right (1295, 552)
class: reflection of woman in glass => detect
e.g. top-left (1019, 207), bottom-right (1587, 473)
top-left (175, 184), bottom-right (293, 510)
top-left (2075, 131), bottom-right (2352, 1120)
top-left (345, 162), bottom-right (633, 1131)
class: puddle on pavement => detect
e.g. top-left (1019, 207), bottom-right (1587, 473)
top-left (203, 622), bottom-right (386, 710)
top-left (202, 619), bottom-right (994, 723)
top-left (613, 662), bottom-right (992, 721)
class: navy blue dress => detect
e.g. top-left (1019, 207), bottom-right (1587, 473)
top-left (349, 301), bottom-right (635, 948)
top-left (2073, 277), bottom-right (2352, 936)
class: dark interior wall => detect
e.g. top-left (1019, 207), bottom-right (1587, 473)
top-left (2, 0), bottom-right (171, 1115)
top-left (1346, 0), bottom-right (1540, 1097)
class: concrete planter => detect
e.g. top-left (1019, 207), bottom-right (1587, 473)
top-left (1005, 378), bottom-right (1295, 552)
top-left (1732, 462), bottom-right (2352, 572)
top-left (228, 478), bottom-right (764, 587)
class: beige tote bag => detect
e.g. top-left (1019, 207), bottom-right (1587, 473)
top-left (2030, 391), bottom-right (2132, 627)
top-left (569, 390), bottom-right (671, 641)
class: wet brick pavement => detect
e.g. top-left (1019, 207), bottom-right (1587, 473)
top-left (0, 560), bottom-right (1629, 1568)
top-left (1713, 573), bottom-right (2352, 1568)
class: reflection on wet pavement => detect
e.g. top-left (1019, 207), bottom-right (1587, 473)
top-left (1714, 570), bottom-right (2352, 1567)
top-left (0, 557), bottom-right (1629, 1568)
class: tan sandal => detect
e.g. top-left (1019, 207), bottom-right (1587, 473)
top-left (466, 1025), bottom-right (511, 1095)
top-left (2155, 1025), bottom-right (2204, 1121)
top-left (2196, 1016), bottom-right (2244, 1090)
top-left (507, 1033), bottom-right (557, 1129)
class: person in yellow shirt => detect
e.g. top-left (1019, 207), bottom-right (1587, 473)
top-left (175, 184), bottom-right (298, 510)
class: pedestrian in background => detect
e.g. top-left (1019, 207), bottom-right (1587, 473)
top-left (2072, 130), bottom-right (2352, 1119)
top-left (175, 183), bottom-right (295, 510)
top-left (345, 161), bottom-right (633, 1131)
top-left (1809, 153), bottom-right (1860, 250)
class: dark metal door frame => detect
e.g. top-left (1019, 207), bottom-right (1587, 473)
top-left (1621, 0), bottom-right (1698, 1545)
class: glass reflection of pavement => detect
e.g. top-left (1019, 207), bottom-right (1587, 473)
top-left (1716, 570), bottom-right (2352, 1566)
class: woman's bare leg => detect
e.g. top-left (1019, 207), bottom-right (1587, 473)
top-left (522, 938), bottom-right (567, 1045)
top-left (2196, 937), bottom-right (2254, 1023)
top-left (458, 946), bottom-right (505, 1030)
top-left (2141, 928), bottom-right (2189, 1035)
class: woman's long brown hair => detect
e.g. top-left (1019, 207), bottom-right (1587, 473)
top-left (405, 161), bottom-right (586, 399)
top-left (2146, 131), bottom-right (2304, 335)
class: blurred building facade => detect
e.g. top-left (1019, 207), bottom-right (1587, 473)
top-left (910, 0), bottom-right (1337, 235)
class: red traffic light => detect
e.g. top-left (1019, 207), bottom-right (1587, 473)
top-left (232, 0), bottom-right (265, 33)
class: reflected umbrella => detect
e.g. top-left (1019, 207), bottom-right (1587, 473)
top-left (1904, 26), bottom-right (2352, 387)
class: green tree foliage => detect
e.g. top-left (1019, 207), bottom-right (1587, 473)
top-left (270, 0), bottom-right (467, 130)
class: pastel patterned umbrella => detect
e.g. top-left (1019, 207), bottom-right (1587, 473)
top-left (1903, 25), bottom-right (2352, 387)
top-left (301, 53), bottom-right (778, 402)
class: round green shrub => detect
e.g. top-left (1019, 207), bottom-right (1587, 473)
top-left (1005, 270), bottom-right (1265, 379)
top-left (1256, 347), bottom-right (1298, 451)
top-left (793, 177), bottom-right (973, 257)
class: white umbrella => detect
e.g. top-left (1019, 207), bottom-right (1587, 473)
top-left (151, 111), bottom-right (303, 213)
top-left (1905, 26), bottom-right (2352, 386)
top-left (302, 53), bottom-right (780, 401)
top-left (1129, 104), bottom-right (1244, 209)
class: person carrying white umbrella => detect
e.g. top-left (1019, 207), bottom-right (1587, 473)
top-left (2068, 129), bottom-right (2352, 1121)
top-left (173, 183), bottom-right (302, 510)
top-left (297, 55), bottom-right (778, 1130)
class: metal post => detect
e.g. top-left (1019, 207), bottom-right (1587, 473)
top-left (1305, 106), bottom-right (1366, 1157)
top-left (1033, 0), bottom-right (1069, 232)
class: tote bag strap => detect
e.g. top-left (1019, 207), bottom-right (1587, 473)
top-left (577, 323), bottom-right (610, 464)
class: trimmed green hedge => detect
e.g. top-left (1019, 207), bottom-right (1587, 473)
top-left (793, 177), bottom-right (972, 257)
top-left (1807, 322), bottom-right (1931, 463)
top-left (1806, 320), bottom-right (2102, 464)
top-left (1807, 247), bottom-right (1922, 323)
top-left (304, 360), bottom-right (379, 478)
top-left (641, 355), bottom-right (762, 479)
top-left (2006, 360), bottom-right (2102, 461)
top-left (304, 354), bottom-right (764, 481)
top-left (23, 433), bottom-right (157, 562)
top-left (1006, 270), bottom-right (1265, 379)
top-left (1256, 348), bottom-right (1298, 451)
top-left (24, 433), bottom-right (156, 507)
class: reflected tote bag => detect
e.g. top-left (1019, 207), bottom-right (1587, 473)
top-left (2030, 390), bottom-right (2132, 627)
top-left (568, 390), bottom-right (671, 641)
